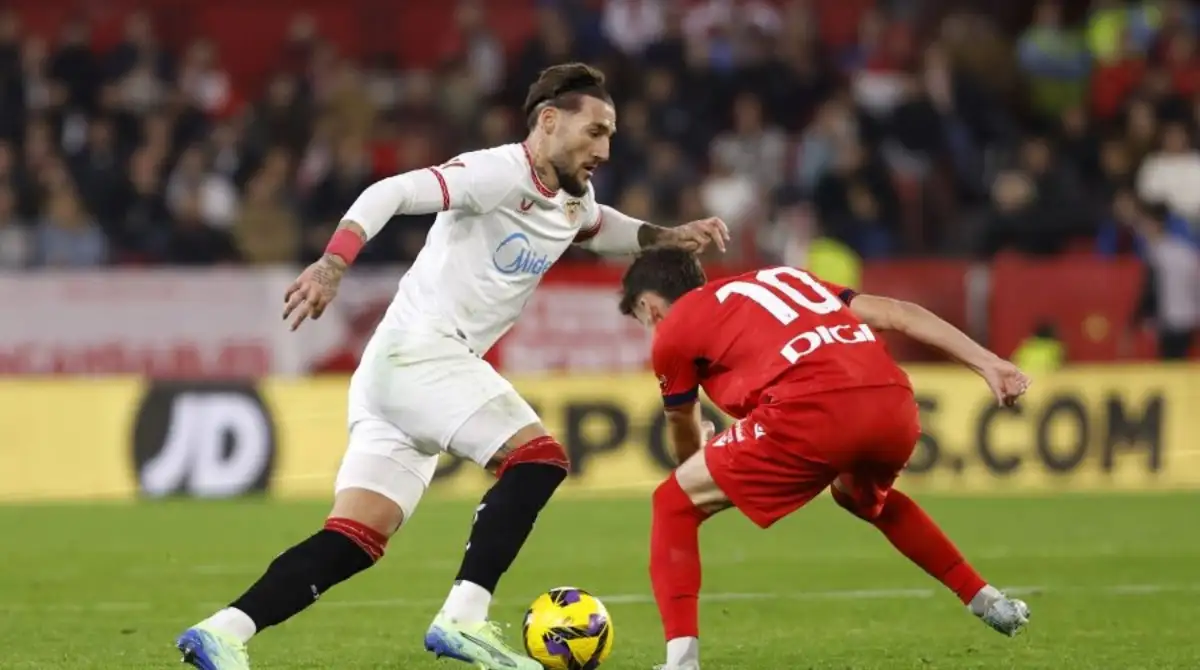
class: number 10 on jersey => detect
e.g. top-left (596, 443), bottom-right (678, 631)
top-left (715, 267), bottom-right (876, 363)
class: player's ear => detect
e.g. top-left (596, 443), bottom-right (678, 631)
top-left (646, 298), bottom-right (668, 326)
top-left (538, 106), bottom-right (558, 134)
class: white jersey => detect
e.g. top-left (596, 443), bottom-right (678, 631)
top-left (381, 143), bottom-right (603, 354)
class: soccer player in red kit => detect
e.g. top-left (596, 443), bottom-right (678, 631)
top-left (618, 249), bottom-right (1033, 670)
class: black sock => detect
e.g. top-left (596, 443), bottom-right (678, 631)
top-left (455, 462), bottom-right (568, 592)
top-left (231, 529), bottom-right (376, 631)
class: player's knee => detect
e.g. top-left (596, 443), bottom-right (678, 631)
top-left (323, 516), bottom-right (390, 562)
top-left (652, 474), bottom-right (695, 514)
top-left (831, 485), bottom-right (883, 522)
top-left (494, 435), bottom-right (570, 478)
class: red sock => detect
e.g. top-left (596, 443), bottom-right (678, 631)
top-left (837, 488), bottom-right (986, 604)
top-left (649, 474), bottom-right (710, 640)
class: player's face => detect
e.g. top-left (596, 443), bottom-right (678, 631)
top-left (550, 96), bottom-right (615, 197)
top-left (632, 292), bottom-right (671, 331)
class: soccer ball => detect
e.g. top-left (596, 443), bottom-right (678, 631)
top-left (522, 587), bottom-right (614, 669)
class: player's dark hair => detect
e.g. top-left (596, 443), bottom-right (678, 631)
top-left (619, 247), bottom-right (707, 316)
top-left (523, 63), bottom-right (612, 130)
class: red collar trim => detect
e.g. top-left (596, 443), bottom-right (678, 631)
top-left (521, 142), bottom-right (558, 197)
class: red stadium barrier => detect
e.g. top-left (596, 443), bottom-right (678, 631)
top-left (861, 260), bottom-right (971, 362)
top-left (988, 253), bottom-right (1159, 362)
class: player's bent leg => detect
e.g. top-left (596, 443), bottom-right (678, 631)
top-left (650, 451), bottom-right (730, 670)
top-left (177, 488), bottom-right (397, 670)
top-left (177, 427), bottom-right (433, 669)
top-left (831, 476), bottom-right (1030, 636)
top-left (426, 393), bottom-right (564, 670)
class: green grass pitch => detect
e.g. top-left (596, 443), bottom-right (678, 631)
top-left (2, 492), bottom-right (1198, 669)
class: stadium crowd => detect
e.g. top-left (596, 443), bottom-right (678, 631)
top-left (0, 0), bottom-right (1198, 277)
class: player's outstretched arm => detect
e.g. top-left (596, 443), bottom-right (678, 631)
top-left (575, 205), bottom-right (729, 255)
top-left (849, 294), bottom-right (1031, 406)
top-left (283, 155), bottom-right (515, 330)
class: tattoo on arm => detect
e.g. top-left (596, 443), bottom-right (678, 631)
top-left (638, 223), bottom-right (666, 249)
top-left (337, 220), bottom-right (368, 241)
top-left (312, 260), bottom-right (344, 286)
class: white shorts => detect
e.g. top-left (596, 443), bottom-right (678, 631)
top-left (333, 326), bottom-right (540, 521)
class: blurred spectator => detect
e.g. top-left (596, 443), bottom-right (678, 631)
top-left (245, 74), bottom-right (312, 158)
top-left (1091, 29), bottom-right (1147, 120)
top-left (50, 19), bottom-right (98, 112)
top-left (682, 0), bottom-right (780, 46)
top-left (1137, 121), bottom-right (1200, 225)
top-left (1097, 188), bottom-right (1198, 257)
top-left (939, 12), bottom-right (1019, 100)
top-left (0, 185), bottom-right (31, 268)
top-left (1013, 321), bottom-right (1065, 372)
top-left (165, 144), bottom-right (239, 229)
top-left (980, 170), bottom-right (1041, 256)
top-left (69, 117), bottom-right (127, 226)
top-left (603, 0), bottom-right (666, 57)
top-left (106, 11), bottom-right (170, 82)
top-left (280, 13), bottom-right (319, 77)
top-left (511, 7), bottom-right (579, 99)
top-left (643, 3), bottom-right (687, 70)
top-left (700, 146), bottom-right (758, 261)
top-left (234, 174), bottom-right (300, 265)
top-left (710, 92), bottom-right (786, 190)
top-left (1129, 202), bottom-right (1199, 359)
top-left (644, 141), bottom-right (694, 215)
top-left (1163, 28), bottom-right (1200, 99)
top-left (1017, 134), bottom-right (1087, 229)
top-left (644, 67), bottom-right (703, 151)
top-left (847, 11), bottom-right (914, 117)
top-left (1096, 136), bottom-right (1136, 200)
top-left (178, 39), bottom-right (233, 117)
top-left (328, 61), bottom-right (376, 141)
top-left (22, 36), bottom-right (64, 117)
top-left (1018, 0), bottom-right (1090, 118)
top-left (1056, 106), bottom-right (1100, 189)
top-left (395, 70), bottom-right (443, 131)
top-left (209, 121), bottom-right (246, 183)
top-left (444, 0), bottom-right (505, 96)
top-left (116, 148), bottom-right (171, 258)
top-left (163, 191), bottom-right (237, 265)
top-left (883, 73), bottom-right (944, 182)
top-left (1125, 97), bottom-right (1160, 165)
top-left (35, 189), bottom-right (106, 267)
top-left (440, 63), bottom-right (486, 131)
top-left (794, 96), bottom-right (858, 194)
top-left (814, 139), bottom-right (899, 257)
top-left (0, 0), bottom-right (1194, 284)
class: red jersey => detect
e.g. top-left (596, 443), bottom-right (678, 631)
top-left (652, 266), bottom-right (911, 419)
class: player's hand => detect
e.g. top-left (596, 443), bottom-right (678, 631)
top-left (700, 421), bottom-right (716, 443)
top-left (980, 359), bottom-right (1031, 407)
top-left (283, 254), bottom-right (346, 331)
top-left (663, 217), bottom-right (730, 253)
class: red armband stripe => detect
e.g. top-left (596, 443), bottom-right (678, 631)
top-left (325, 228), bottom-right (364, 265)
top-left (428, 167), bottom-right (450, 211)
top-left (574, 209), bottom-right (604, 243)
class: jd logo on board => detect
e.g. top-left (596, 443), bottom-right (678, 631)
top-left (131, 382), bottom-right (277, 498)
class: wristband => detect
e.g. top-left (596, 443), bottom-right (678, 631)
top-left (325, 228), bottom-right (364, 265)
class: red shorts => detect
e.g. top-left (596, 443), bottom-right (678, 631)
top-left (704, 385), bottom-right (920, 529)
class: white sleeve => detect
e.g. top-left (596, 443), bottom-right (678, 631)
top-left (342, 151), bottom-right (517, 240)
top-left (574, 203), bottom-right (644, 255)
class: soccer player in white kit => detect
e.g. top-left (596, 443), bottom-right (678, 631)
top-left (175, 63), bottom-right (729, 670)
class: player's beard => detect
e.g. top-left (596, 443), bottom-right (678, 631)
top-left (552, 160), bottom-right (589, 197)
